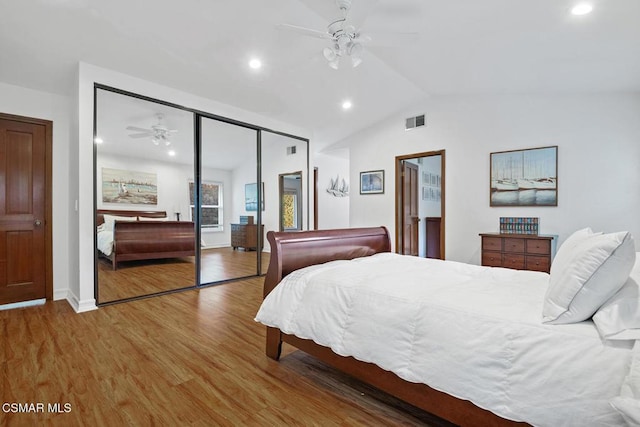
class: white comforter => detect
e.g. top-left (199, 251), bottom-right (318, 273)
top-left (96, 230), bottom-right (114, 256)
top-left (255, 253), bottom-right (636, 426)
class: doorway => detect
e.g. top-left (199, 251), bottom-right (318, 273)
top-left (0, 113), bottom-right (53, 305)
top-left (279, 172), bottom-right (303, 231)
top-left (395, 150), bottom-right (445, 259)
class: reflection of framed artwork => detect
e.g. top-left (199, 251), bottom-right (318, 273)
top-left (245, 182), bottom-right (265, 211)
top-left (360, 170), bottom-right (384, 194)
top-left (102, 168), bottom-right (157, 205)
top-left (490, 145), bottom-right (558, 207)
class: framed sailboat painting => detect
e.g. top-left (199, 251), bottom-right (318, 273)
top-left (490, 146), bottom-right (557, 207)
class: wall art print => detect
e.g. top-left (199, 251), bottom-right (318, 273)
top-left (102, 167), bottom-right (157, 205)
top-left (490, 146), bottom-right (557, 207)
top-left (245, 182), bottom-right (265, 211)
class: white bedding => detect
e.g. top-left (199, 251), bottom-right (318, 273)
top-left (255, 252), bottom-right (636, 426)
top-left (96, 230), bottom-right (113, 257)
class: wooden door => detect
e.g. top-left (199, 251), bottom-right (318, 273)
top-left (402, 161), bottom-right (420, 256)
top-left (0, 114), bottom-right (51, 305)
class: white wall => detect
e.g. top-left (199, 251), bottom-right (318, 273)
top-left (77, 62), bottom-right (311, 312)
top-left (315, 151), bottom-right (350, 229)
top-left (346, 93), bottom-right (640, 263)
top-left (0, 81), bottom-right (73, 302)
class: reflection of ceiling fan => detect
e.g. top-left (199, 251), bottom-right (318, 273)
top-left (126, 113), bottom-right (177, 146)
top-left (278, 0), bottom-right (416, 69)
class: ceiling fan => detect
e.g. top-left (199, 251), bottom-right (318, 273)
top-left (278, 0), bottom-right (416, 70)
top-left (126, 113), bottom-right (177, 146)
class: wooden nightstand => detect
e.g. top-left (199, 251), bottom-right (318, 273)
top-left (479, 233), bottom-right (557, 273)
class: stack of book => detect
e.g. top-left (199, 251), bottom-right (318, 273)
top-left (499, 217), bottom-right (539, 235)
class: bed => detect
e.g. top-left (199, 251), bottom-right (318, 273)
top-left (96, 209), bottom-right (196, 270)
top-left (256, 227), bottom-right (640, 427)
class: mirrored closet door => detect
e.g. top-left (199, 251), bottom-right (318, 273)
top-left (94, 86), bottom-right (310, 304)
top-left (95, 88), bottom-right (196, 303)
top-left (199, 116), bottom-right (260, 285)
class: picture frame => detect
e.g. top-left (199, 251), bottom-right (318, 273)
top-left (245, 182), bottom-right (265, 211)
top-left (360, 170), bottom-right (385, 195)
top-left (490, 145), bottom-right (557, 207)
top-left (102, 167), bottom-right (157, 205)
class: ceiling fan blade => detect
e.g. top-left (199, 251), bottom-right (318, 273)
top-left (277, 23), bottom-right (332, 40)
top-left (126, 126), bottom-right (152, 133)
top-left (128, 133), bottom-right (152, 138)
top-left (356, 31), bottom-right (419, 46)
top-left (168, 129), bottom-right (179, 134)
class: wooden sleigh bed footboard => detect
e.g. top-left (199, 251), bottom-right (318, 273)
top-left (97, 209), bottom-right (196, 270)
top-left (262, 227), bottom-right (526, 427)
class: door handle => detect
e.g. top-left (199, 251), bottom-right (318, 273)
top-left (34, 219), bottom-right (42, 226)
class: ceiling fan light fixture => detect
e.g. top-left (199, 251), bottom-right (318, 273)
top-left (323, 46), bottom-right (337, 61)
top-left (151, 137), bottom-right (160, 146)
top-left (328, 58), bottom-right (340, 70)
top-left (350, 43), bottom-right (363, 67)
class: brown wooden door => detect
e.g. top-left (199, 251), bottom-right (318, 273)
top-left (402, 161), bottom-right (420, 256)
top-left (0, 115), bottom-right (50, 305)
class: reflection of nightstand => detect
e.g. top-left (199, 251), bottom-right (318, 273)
top-left (479, 233), bottom-right (557, 273)
top-left (231, 224), bottom-right (264, 251)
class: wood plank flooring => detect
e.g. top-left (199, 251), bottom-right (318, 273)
top-left (0, 277), bottom-right (454, 426)
top-left (97, 247), bottom-right (270, 303)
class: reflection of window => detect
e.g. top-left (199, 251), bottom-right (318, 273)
top-left (189, 181), bottom-right (223, 230)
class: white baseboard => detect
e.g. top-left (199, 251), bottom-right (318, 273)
top-left (66, 290), bottom-right (97, 313)
top-left (0, 299), bottom-right (46, 311)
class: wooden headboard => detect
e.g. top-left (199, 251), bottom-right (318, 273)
top-left (263, 227), bottom-right (391, 298)
top-left (96, 209), bottom-right (167, 225)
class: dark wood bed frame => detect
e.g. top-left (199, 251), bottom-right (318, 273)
top-left (97, 209), bottom-right (196, 270)
top-left (263, 227), bottom-right (526, 427)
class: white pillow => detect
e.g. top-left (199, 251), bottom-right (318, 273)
top-left (593, 253), bottom-right (640, 340)
top-left (102, 214), bottom-right (137, 231)
top-left (542, 231), bottom-right (636, 324)
top-left (550, 227), bottom-right (601, 276)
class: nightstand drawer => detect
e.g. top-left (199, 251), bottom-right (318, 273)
top-left (503, 238), bottom-right (525, 253)
top-left (526, 256), bottom-right (550, 272)
top-left (502, 254), bottom-right (525, 270)
top-left (482, 237), bottom-right (502, 251)
top-left (526, 239), bottom-right (551, 255)
top-left (482, 252), bottom-right (503, 267)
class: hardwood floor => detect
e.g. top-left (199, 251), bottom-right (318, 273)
top-left (97, 247), bottom-right (270, 303)
top-left (1, 277), bottom-right (454, 426)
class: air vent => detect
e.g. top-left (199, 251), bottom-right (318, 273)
top-left (286, 145), bottom-right (297, 155)
top-left (405, 114), bottom-right (426, 130)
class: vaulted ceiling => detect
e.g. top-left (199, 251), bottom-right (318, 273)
top-left (1, 0), bottom-right (639, 147)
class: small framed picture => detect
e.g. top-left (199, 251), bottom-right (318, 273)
top-left (360, 170), bottom-right (384, 195)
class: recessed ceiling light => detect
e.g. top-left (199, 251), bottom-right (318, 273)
top-left (94, 137), bottom-right (103, 144)
top-left (342, 100), bottom-right (353, 110)
top-left (571, 3), bottom-right (593, 15)
top-left (168, 150), bottom-right (176, 156)
top-left (249, 58), bottom-right (262, 70)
